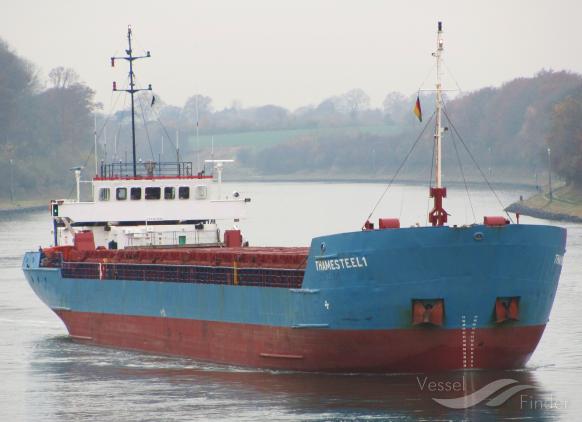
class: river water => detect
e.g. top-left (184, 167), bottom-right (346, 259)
top-left (0, 182), bottom-right (580, 421)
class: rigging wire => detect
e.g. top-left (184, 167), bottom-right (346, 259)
top-left (417, 63), bottom-right (437, 93)
top-left (441, 104), bottom-right (514, 223)
top-left (152, 111), bottom-right (179, 158)
top-left (363, 111), bottom-right (436, 226)
top-left (442, 59), bottom-right (464, 94)
top-left (114, 123), bottom-right (123, 161)
top-left (113, 92), bottom-right (129, 162)
top-left (447, 119), bottom-right (477, 223)
top-left (66, 91), bottom-right (123, 199)
top-left (426, 130), bottom-right (436, 225)
top-left (135, 86), bottom-right (157, 162)
top-left (126, 72), bottom-right (180, 159)
top-left (136, 92), bottom-right (180, 158)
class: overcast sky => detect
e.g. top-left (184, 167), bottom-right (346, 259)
top-left (2, 0), bottom-right (581, 111)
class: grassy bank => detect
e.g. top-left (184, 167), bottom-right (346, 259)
top-left (506, 184), bottom-right (582, 222)
top-left (183, 124), bottom-right (399, 151)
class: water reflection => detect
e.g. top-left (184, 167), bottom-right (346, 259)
top-left (27, 337), bottom-right (565, 421)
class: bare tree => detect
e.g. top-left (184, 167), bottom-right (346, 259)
top-left (341, 88), bottom-right (370, 119)
top-left (48, 67), bottom-right (79, 89)
top-left (382, 91), bottom-right (408, 124)
top-left (183, 94), bottom-right (213, 125)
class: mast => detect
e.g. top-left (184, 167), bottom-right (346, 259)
top-left (435, 21), bottom-right (444, 188)
top-left (428, 21), bottom-right (448, 227)
top-left (111, 26), bottom-right (152, 177)
top-left (195, 95), bottom-right (200, 172)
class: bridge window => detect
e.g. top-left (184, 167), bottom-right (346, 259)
top-left (116, 187), bottom-right (127, 200)
top-left (99, 188), bottom-right (110, 201)
top-left (195, 185), bottom-right (208, 199)
top-left (145, 187), bottom-right (161, 200)
top-left (179, 186), bottom-right (190, 199)
top-left (130, 187), bottom-right (142, 200)
top-left (164, 187), bottom-right (175, 200)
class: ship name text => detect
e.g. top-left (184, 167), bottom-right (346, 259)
top-left (315, 256), bottom-right (368, 272)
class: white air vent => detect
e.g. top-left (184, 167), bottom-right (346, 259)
top-left (195, 185), bottom-right (208, 200)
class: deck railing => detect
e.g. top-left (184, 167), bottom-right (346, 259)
top-left (59, 261), bottom-right (304, 289)
top-left (99, 161), bottom-right (200, 178)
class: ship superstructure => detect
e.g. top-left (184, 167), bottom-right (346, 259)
top-left (52, 160), bottom-right (248, 249)
top-left (51, 27), bottom-right (249, 250)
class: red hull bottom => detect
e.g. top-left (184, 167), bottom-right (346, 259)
top-left (54, 310), bottom-right (545, 373)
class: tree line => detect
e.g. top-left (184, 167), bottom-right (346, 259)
top-left (546, 85), bottom-right (582, 187)
top-left (237, 70), bottom-right (582, 183)
top-left (2, 32), bottom-right (582, 202)
top-left (0, 39), bottom-right (97, 200)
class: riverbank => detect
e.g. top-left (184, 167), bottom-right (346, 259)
top-left (0, 199), bottom-right (46, 215)
top-left (505, 184), bottom-right (582, 223)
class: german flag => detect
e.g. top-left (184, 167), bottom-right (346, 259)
top-left (413, 95), bottom-right (422, 122)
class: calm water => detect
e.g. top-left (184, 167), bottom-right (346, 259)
top-left (1, 182), bottom-right (581, 421)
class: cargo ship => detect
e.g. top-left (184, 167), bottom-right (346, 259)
top-left (22, 23), bottom-right (566, 372)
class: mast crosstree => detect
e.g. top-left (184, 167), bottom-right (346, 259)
top-left (111, 26), bottom-right (152, 177)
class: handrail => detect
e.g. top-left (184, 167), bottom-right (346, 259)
top-left (99, 161), bottom-right (204, 178)
top-left (58, 261), bottom-right (304, 289)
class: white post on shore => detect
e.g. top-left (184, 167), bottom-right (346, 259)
top-left (94, 114), bottom-right (98, 177)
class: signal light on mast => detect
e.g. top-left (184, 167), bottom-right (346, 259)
top-left (113, 81), bottom-right (117, 91)
top-left (111, 57), bottom-right (115, 67)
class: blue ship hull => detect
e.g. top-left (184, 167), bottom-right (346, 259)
top-left (22, 223), bottom-right (566, 372)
